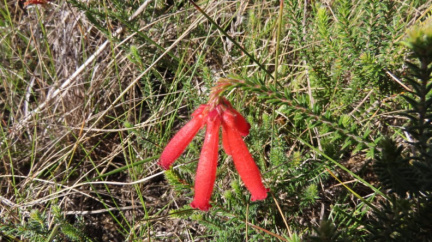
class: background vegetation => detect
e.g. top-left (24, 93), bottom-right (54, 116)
top-left (1, 0), bottom-right (432, 240)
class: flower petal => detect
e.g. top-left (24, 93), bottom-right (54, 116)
top-left (222, 122), bottom-right (232, 156)
top-left (159, 109), bottom-right (206, 170)
top-left (224, 116), bottom-right (267, 201)
top-left (221, 99), bottom-right (250, 136)
top-left (191, 111), bottom-right (221, 211)
top-left (231, 108), bottom-right (251, 136)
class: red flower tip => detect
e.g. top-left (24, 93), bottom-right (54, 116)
top-left (190, 201), bottom-right (211, 211)
top-left (191, 104), bottom-right (209, 117)
top-left (159, 106), bottom-right (207, 170)
top-left (251, 188), bottom-right (270, 201)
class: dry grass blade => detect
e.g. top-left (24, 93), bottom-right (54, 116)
top-left (10, 0), bottom-right (155, 136)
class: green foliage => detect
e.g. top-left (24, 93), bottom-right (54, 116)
top-left (370, 17), bottom-right (432, 241)
top-left (306, 220), bottom-right (351, 242)
top-left (1, 207), bottom-right (89, 241)
top-left (374, 17), bottom-right (432, 194)
top-left (307, 1), bottom-right (406, 107)
top-left (300, 184), bottom-right (319, 207)
top-left (164, 168), bottom-right (193, 192)
top-left (367, 196), bottom-right (432, 241)
top-left (373, 137), bottom-right (420, 196)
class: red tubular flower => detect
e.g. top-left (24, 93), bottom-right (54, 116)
top-left (159, 85), bottom-right (268, 210)
top-left (223, 111), bottom-right (268, 201)
top-left (159, 105), bottom-right (207, 169)
top-left (190, 110), bottom-right (221, 211)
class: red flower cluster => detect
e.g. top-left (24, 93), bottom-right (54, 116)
top-left (159, 96), bottom-right (268, 211)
